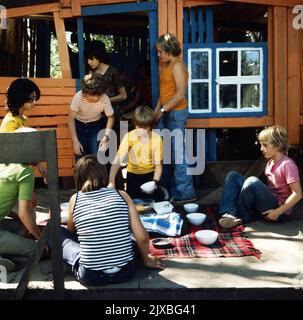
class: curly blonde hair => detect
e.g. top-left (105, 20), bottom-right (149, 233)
top-left (155, 33), bottom-right (182, 57)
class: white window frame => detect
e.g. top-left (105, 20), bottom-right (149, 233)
top-left (216, 47), bottom-right (263, 113)
top-left (188, 48), bottom-right (212, 114)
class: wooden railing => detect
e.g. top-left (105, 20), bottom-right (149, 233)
top-left (0, 131), bottom-right (65, 300)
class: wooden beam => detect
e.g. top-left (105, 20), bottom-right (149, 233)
top-left (267, 7), bottom-right (274, 118)
top-left (53, 11), bottom-right (72, 79)
top-left (168, 0), bottom-right (177, 35)
top-left (158, 0), bottom-right (168, 36)
top-left (60, 0), bottom-right (71, 7)
top-left (80, 0), bottom-right (138, 5)
top-left (287, 7), bottom-right (301, 145)
top-left (71, 0), bottom-right (81, 16)
top-left (59, 8), bottom-right (73, 19)
top-left (186, 116), bottom-right (274, 128)
top-left (184, 0), bottom-right (223, 7)
top-left (215, 0), bottom-right (299, 7)
top-left (273, 6), bottom-right (288, 129)
top-left (6, 3), bottom-right (60, 18)
top-left (177, 0), bottom-right (184, 54)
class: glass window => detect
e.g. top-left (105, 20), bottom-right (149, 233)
top-left (191, 83), bottom-right (209, 110)
top-left (241, 84), bottom-right (260, 108)
top-left (219, 85), bottom-right (237, 109)
top-left (241, 50), bottom-right (260, 76)
top-left (219, 51), bottom-right (238, 77)
top-left (216, 47), bottom-right (263, 113)
top-left (188, 48), bottom-right (211, 113)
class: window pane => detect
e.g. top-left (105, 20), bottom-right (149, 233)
top-left (241, 50), bottom-right (260, 76)
top-left (219, 51), bottom-right (238, 77)
top-left (191, 83), bottom-right (209, 110)
top-left (219, 85), bottom-right (237, 109)
top-left (241, 84), bottom-right (260, 108)
top-left (191, 51), bottom-right (209, 79)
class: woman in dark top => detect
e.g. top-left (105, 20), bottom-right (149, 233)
top-left (84, 41), bottom-right (127, 116)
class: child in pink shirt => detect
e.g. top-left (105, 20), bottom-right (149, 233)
top-left (218, 126), bottom-right (302, 228)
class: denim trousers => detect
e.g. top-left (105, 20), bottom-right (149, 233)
top-left (219, 171), bottom-right (279, 223)
top-left (156, 108), bottom-right (196, 200)
top-left (60, 227), bottom-right (136, 286)
top-left (75, 118), bottom-right (106, 159)
top-left (0, 219), bottom-right (36, 259)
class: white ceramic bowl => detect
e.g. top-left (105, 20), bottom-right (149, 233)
top-left (60, 211), bottom-right (69, 224)
top-left (183, 203), bottom-right (199, 213)
top-left (195, 230), bottom-right (218, 245)
top-left (60, 202), bottom-right (69, 211)
top-left (140, 181), bottom-right (156, 194)
top-left (186, 213), bottom-right (206, 226)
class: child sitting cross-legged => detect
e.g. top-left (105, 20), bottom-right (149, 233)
top-left (218, 125), bottom-right (303, 228)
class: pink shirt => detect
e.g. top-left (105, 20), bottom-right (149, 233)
top-left (265, 155), bottom-right (300, 215)
top-left (71, 91), bottom-right (114, 123)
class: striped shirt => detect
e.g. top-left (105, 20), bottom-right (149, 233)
top-left (71, 90), bottom-right (114, 123)
top-left (73, 188), bottom-right (134, 271)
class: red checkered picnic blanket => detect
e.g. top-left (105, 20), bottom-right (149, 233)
top-left (149, 206), bottom-right (261, 259)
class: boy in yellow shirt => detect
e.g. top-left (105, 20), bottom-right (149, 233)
top-left (108, 106), bottom-right (163, 199)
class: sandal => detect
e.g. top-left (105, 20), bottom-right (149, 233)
top-left (219, 214), bottom-right (243, 229)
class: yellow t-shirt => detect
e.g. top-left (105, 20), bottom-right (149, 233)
top-left (0, 112), bottom-right (27, 132)
top-left (117, 129), bottom-right (163, 174)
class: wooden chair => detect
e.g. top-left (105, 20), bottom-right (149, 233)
top-left (0, 130), bottom-right (64, 300)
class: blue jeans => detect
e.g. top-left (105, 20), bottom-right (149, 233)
top-left (75, 118), bottom-right (106, 159)
top-left (61, 227), bottom-right (136, 286)
top-left (219, 171), bottom-right (279, 223)
top-left (156, 108), bottom-right (196, 200)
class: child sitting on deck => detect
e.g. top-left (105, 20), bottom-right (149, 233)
top-left (0, 78), bottom-right (47, 182)
top-left (218, 125), bottom-right (302, 228)
top-left (108, 105), bottom-right (163, 199)
top-left (61, 155), bottom-right (164, 286)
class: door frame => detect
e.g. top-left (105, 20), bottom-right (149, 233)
top-left (77, 1), bottom-right (158, 106)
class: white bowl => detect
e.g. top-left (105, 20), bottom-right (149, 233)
top-left (61, 211), bottom-right (69, 224)
top-left (186, 213), bottom-right (206, 226)
top-left (60, 202), bottom-right (69, 211)
top-left (183, 203), bottom-right (199, 213)
top-left (195, 230), bottom-right (218, 245)
top-left (140, 181), bottom-right (156, 194)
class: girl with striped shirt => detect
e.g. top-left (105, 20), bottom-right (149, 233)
top-left (61, 155), bottom-right (164, 286)
top-left (68, 73), bottom-right (115, 159)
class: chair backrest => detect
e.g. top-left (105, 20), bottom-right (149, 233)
top-left (0, 130), bottom-right (64, 300)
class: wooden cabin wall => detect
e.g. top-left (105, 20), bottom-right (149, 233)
top-left (269, 6), bottom-right (303, 145)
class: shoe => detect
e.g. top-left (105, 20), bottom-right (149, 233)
top-left (0, 256), bottom-right (16, 272)
top-left (172, 198), bottom-right (198, 206)
top-left (219, 214), bottom-right (243, 229)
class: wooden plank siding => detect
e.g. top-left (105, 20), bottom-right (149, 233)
top-left (0, 77), bottom-right (76, 177)
top-left (287, 7), bottom-right (301, 145)
top-left (267, 6), bottom-right (274, 118)
top-left (273, 7), bottom-right (288, 130)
